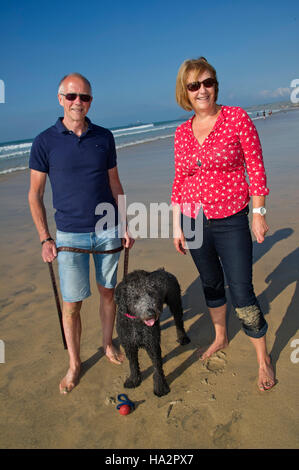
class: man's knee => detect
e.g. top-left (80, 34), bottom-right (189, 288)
top-left (97, 284), bottom-right (115, 301)
top-left (63, 301), bottom-right (82, 317)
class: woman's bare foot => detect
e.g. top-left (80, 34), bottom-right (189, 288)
top-left (59, 365), bottom-right (81, 394)
top-left (105, 344), bottom-right (125, 365)
top-left (198, 338), bottom-right (229, 360)
top-left (258, 357), bottom-right (276, 391)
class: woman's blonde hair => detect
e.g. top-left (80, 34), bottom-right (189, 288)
top-left (176, 57), bottom-right (219, 111)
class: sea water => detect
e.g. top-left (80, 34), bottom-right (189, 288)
top-left (0, 101), bottom-right (297, 176)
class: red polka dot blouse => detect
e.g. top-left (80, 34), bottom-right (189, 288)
top-left (171, 106), bottom-right (269, 219)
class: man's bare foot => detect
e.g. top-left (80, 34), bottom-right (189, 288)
top-left (198, 338), bottom-right (229, 361)
top-left (258, 357), bottom-right (276, 391)
top-left (59, 365), bottom-right (81, 394)
top-left (105, 344), bottom-right (125, 365)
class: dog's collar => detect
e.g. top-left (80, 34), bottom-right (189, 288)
top-left (124, 313), bottom-right (137, 319)
top-left (124, 313), bottom-right (157, 327)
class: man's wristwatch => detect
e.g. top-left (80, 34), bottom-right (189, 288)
top-left (41, 237), bottom-right (54, 245)
top-left (252, 207), bottom-right (267, 216)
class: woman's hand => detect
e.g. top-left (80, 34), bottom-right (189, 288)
top-left (252, 214), bottom-right (269, 243)
top-left (173, 228), bottom-right (187, 255)
top-left (172, 204), bottom-right (186, 254)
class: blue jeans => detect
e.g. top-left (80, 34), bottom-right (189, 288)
top-left (182, 206), bottom-right (268, 338)
top-left (56, 226), bottom-right (121, 303)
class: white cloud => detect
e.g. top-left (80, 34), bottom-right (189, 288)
top-left (259, 87), bottom-right (291, 98)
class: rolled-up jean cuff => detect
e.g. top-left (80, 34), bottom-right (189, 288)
top-left (206, 296), bottom-right (227, 308)
top-left (242, 320), bottom-right (268, 339)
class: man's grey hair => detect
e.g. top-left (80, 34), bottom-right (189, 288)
top-left (58, 73), bottom-right (92, 95)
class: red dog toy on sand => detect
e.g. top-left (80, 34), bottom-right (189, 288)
top-left (116, 394), bottom-right (135, 415)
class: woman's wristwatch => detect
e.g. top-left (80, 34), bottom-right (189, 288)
top-left (252, 207), bottom-right (267, 215)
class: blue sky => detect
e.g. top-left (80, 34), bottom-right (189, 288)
top-left (0, 0), bottom-right (298, 141)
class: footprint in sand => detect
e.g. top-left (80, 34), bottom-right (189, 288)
top-left (164, 399), bottom-right (213, 434)
top-left (203, 351), bottom-right (227, 374)
top-left (181, 408), bottom-right (201, 431)
top-left (181, 405), bottom-right (213, 433)
top-left (211, 411), bottom-right (242, 448)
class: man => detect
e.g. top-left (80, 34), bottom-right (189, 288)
top-left (28, 73), bottom-right (134, 394)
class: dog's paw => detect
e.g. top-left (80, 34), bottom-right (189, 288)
top-left (124, 376), bottom-right (142, 389)
top-left (177, 334), bottom-right (191, 346)
top-left (154, 380), bottom-right (170, 397)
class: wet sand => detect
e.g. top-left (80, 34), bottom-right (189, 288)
top-left (0, 110), bottom-right (298, 449)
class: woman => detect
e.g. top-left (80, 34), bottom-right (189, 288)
top-left (171, 57), bottom-right (275, 391)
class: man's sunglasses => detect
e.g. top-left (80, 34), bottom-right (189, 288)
top-left (60, 93), bottom-right (92, 102)
top-left (186, 78), bottom-right (216, 92)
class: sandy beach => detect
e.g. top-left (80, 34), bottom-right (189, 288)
top-left (0, 109), bottom-right (298, 449)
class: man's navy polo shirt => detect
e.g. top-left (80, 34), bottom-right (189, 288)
top-left (29, 117), bottom-right (118, 232)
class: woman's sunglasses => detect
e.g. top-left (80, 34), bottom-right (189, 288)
top-left (186, 78), bottom-right (216, 92)
top-left (60, 93), bottom-right (92, 102)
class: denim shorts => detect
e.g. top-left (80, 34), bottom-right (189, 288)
top-left (56, 226), bottom-right (121, 302)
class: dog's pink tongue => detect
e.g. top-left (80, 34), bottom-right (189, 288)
top-left (144, 318), bottom-right (155, 327)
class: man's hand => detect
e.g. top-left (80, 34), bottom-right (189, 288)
top-left (252, 214), bottom-right (269, 243)
top-left (122, 231), bottom-right (135, 249)
top-left (42, 240), bottom-right (57, 263)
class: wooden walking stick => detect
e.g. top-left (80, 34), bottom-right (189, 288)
top-left (47, 244), bottom-right (125, 350)
top-left (57, 244), bottom-right (129, 279)
top-left (123, 246), bottom-right (129, 279)
top-left (47, 261), bottom-right (68, 350)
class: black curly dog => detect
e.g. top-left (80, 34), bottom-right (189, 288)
top-left (115, 269), bottom-right (190, 397)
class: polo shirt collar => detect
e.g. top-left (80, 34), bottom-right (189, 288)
top-left (55, 116), bottom-right (93, 134)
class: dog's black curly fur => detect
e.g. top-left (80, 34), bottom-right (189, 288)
top-left (115, 268), bottom-right (190, 397)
